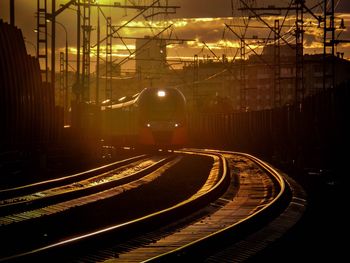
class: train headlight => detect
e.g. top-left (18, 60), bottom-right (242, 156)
top-left (157, 90), bottom-right (166, 97)
top-left (146, 123), bottom-right (151, 128)
top-left (174, 123), bottom-right (180, 128)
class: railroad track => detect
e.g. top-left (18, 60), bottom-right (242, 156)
top-left (0, 153), bottom-right (183, 259)
top-left (0, 155), bottom-right (166, 217)
top-left (0, 149), bottom-right (306, 262)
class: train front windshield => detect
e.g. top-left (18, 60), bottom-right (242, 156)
top-left (138, 89), bottom-right (186, 122)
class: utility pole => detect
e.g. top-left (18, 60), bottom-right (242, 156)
top-left (274, 19), bottom-right (281, 108)
top-left (106, 16), bottom-right (112, 103)
top-left (323, 0), bottom-right (335, 90)
top-left (10, 0), bottom-right (15, 26)
top-left (295, 0), bottom-right (304, 110)
top-left (65, 30), bottom-right (68, 120)
top-left (96, 8), bottom-right (100, 106)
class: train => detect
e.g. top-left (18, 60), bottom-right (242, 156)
top-left (100, 87), bottom-right (188, 151)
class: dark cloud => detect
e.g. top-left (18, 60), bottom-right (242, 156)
top-left (172, 18), bottom-right (226, 42)
top-left (175, 0), bottom-right (231, 18)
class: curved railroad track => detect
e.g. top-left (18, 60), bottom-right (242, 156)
top-left (0, 149), bottom-right (306, 262)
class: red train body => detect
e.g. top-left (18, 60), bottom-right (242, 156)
top-left (101, 87), bottom-right (188, 150)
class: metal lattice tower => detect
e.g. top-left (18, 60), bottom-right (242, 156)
top-left (82, 0), bottom-right (92, 102)
top-left (274, 19), bottom-right (281, 108)
top-left (36, 0), bottom-right (48, 82)
top-left (295, 0), bottom-right (304, 109)
top-left (323, 0), bottom-right (335, 90)
top-left (106, 16), bottom-right (113, 103)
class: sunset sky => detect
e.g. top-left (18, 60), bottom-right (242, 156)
top-left (1, 0), bottom-right (349, 73)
